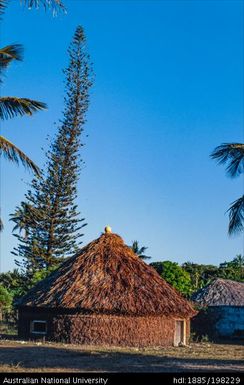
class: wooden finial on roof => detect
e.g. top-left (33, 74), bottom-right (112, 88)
top-left (104, 226), bottom-right (112, 233)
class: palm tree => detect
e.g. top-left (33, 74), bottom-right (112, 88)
top-left (23, 0), bottom-right (64, 9)
top-left (22, 0), bottom-right (65, 14)
top-left (0, 0), bottom-right (6, 15)
top-left (0, 0), bottom-right (65, 173)
top-left (0, 44), bottom-right (46, 175)
top-left (130, 240), bottom-right (151, 260)
top-left (211, 143), bottom-right (244, 236)
top-left (10, 201), bottom-right (40, 238)
top-left (0, 0), bottom-right (64, 230)
top-left (0, 0), bottom-right (65, 14)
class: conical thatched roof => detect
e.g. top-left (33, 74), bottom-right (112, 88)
top-left (191, 278), bottom-right (244, 306)
top-left (18, 232), bottom-right (196, 317)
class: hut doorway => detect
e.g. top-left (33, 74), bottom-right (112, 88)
top-left (174, 320), bottom-right (185, 346)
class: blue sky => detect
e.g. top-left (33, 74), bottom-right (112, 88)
top-left (0, 0), bottom-right (243, 272)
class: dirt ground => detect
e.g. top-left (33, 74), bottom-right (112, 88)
top-left (0, 340), bottom-right (243, 372)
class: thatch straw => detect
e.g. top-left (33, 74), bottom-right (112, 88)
top-left (191, 278), bottom-right (244, 306)
top-left (53, 314), bottom-right (186, 347)
top-left (17, 232), bottom-right (196, 317)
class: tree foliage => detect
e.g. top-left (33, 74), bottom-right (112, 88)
top-left (151, 255), bottom-right (244, 297)
top-left (130, 240), bottom-right (151, 260)
top-left (0, 0), bottom-right (65, 16)
top-left (182, 255), bottom-right (244, 290)
top-left (218, 255), bottom-right (244, 281)
top-left (150, 261), bottom-right (192, 296)
top-left (21, 0), bottom-right (65, 13)
top-left (182, 262), bottom-right (219, 290)
top-left (0, 0), bottom-right (67, 231)
top-left (0, 43), bottom-right (45, 176)
top-left (211, 143), bottom-right (244, 178)
top-left (211, 143), bottom-right (244, 236)
top-left (0, 269), bottom-right (26, 298)
top-left (11, 26), bottom-right (93, 284)
top-left (0, 285), bottom-right (13, 314)
top-left (0, 266), bottom-right (57, 299)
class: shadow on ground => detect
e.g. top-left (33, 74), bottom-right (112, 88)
top-left (0, 345), bottom-right (243, 372)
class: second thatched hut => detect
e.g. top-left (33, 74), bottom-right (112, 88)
top-left (191, 278), bottom-right (244, 340)
top-left (17, 228), bottom-right (196, 347)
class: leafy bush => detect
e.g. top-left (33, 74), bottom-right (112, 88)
top-left (0, 285), bottom-right (13, 315)
top-left (150, 261), bottom-right (192, 296)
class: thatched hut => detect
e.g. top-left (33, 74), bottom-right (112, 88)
top-left (17, 228), bottom-right (196, 347)
top-left (191, 278), bottom-right (244, 340)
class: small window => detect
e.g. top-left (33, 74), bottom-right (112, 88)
top-left (30, 320), bottom-right (47, 334)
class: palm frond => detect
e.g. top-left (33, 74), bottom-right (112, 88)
top-left (0, 0), bottom-right (7, 17)
top-left (0, 217), bottom-right (3, 232)
top-left (211, 143), bottom-right (244, 178)
top-left (227, 195), bottom-right (244, 236)
top-left (21, 0), bottom-right (66, 14)
top-left (0, 97), bottom-right (47, 120)
top-left (0, 45), bottom-right (23, 70)
top-left (10, 202), bottom-right (39, 236)
top-left (131, 240), bottom-right (139, 253)
top-left (0, 135), bottom-right (40, 176)
top-left (130, 240), bottom-right (151, 259)
top-left (138, 254), bottom-right (151, 260)
top-left (139, 246), bottom-right (148, 254)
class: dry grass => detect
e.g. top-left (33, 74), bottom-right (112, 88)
top-left (192, 278), bottom-right (244, 306)
top-left (18, 233), bottom-right (196, 317)
top-left (0, 339), bottom-right (243, 372)
top-left (53, 314), bottom-right (178, 346)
